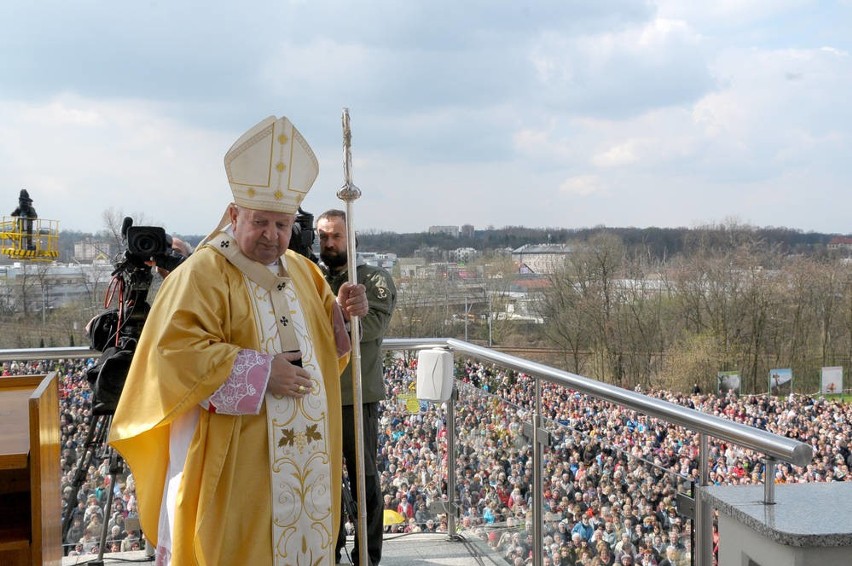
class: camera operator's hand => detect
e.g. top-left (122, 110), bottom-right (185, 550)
top-left (145, 236), bottom-right (192, 278)
top-left (337, 282), bottom-right (368, 320)
top-left (267, 351), bottom-right (312, 398)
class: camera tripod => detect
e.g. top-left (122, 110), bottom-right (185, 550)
top-left (62, 410), bottom-right (150, 564)
top-left (337, 477), bottom-right (363, 565)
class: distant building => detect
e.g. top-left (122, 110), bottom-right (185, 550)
top-left (449, 247), bottom-right (478, 263)
top-left (0, 262), bottom-right (114, 314)
top-left (428, 225), bottom-right (459, 237)
top-left (412, 262), bottom-right (443, 280)
top-left (827, 237), bottom-right (852, 251)
top-left (511, 244), bottom-right (573, 275)
top-left (460, 224), bottom-right (475, 238)
top-left (397, 257), bottom-right (426, 279)
top-left (407, 261), bottom-right (478, 281)
top-left (414, 246), bottom-right (445, 263)
top-left (74, 240), bottom-right (112, 262)
top-left (357, 251), bottom-right (397, 270)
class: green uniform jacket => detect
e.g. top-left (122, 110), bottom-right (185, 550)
top-left (325, 262), bottom-right (397, 405)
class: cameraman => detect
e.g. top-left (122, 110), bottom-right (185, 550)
top-left (288, 207), bottom-right (318, 263)
top-left (11, 188), bottom-right (37, 250)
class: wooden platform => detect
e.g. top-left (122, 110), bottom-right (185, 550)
top-left (0, 373), bottom-right (62, 566)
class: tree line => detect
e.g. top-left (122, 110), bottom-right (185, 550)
top-left (389, 228), bottom-right (852, 395)
top-left (48, 217), bottom-right (849, 263)
top-left (358, 222), bottom-right (844, 260)
top-left (7, 218), bottom-right (852, 396)
top-left (536, 232), bottom-right (852, 394)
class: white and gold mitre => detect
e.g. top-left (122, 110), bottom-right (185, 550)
top-left (224, 115), bottom-right (319, 214)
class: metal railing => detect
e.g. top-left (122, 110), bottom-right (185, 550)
top-left (2, 341), bottom-right (815, 566)
top-left (0, 346), bottom-right (92, 362)
top-left (383, 338), bottom-right (813, 566)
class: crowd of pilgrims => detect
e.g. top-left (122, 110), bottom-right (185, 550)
top-left (4, 354), bottom-right (850, 565)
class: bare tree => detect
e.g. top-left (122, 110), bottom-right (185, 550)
top-left (536, 262), bottom-right (590, 374)
top-left (388, 278), bottom-right (448, 339)
top-left (101, 207), bottom-right (158, 261)
top-left (12, 262), bottom-right (38, 318)
top-left (536, 233), bottom-right (629, 383)
top-left (618, 255), bottom-right (666, 389)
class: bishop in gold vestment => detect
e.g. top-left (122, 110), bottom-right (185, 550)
top-left (108, 114), bottom-right (366, 566)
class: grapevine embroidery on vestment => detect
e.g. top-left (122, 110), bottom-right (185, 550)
top-left (278, 424), bottom-right (323, 454)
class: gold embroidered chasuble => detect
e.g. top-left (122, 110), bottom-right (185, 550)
top-left (109, 234), bottom-right (346, 566)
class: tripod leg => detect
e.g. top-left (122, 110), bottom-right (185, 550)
top-left (338, 480), bottom-right (359, 564)
top-left (62, 413), bottom-right (108, 546)
top-left (93, 421), bottom-right (138, 566)
top-left (342, 479), bottom-right (359, 527)
top-left (96, 464), bottom-right (117, 562)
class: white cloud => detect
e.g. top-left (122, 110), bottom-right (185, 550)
top-left (527, 14), bottom-right (711, 119)
top-left (593, 141), bottom-right (640, 167)
top-left (656, 0), bottom-right (811, 24)
top-left (1, 1), bottom-right (851, 236)
top-left (559, 175), bottom-right (606, 197)
top-left (0, 94), bottom-right (230, 233)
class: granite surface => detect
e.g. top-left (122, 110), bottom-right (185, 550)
top-left (704, 482), bottom-right (852, 547)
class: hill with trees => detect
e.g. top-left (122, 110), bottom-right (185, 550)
top-left (47, 221), bottom-right (848, 265)
top-left (357, 222), bottom-right (846, 260)
top-left (5, 217), bottom-right (852, 396)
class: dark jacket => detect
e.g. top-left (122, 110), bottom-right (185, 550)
top-left (324, 261), bottom-right (396, 405)
top-left (12, 189), bottom-right (37, 219)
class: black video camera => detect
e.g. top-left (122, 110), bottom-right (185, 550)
top-left (85, 217), bottom-right (187, 414)
top-left (289, 207), bottom-right (318, 263)
top-left (126, 225), bottom-right (186, 273)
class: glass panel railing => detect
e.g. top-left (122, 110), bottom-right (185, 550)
top-left (538, 416), bottom-right (694, 565)
top-left (1, 343), bottom-right (818, 566)
top-left (441, 367), bottom-right (697, 565)
top-left (453, 379), bottom-right (533, 560)
top-left (374, 357), bottom-right (452, 536)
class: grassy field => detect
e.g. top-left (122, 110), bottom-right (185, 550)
top-left (822, 393), bottom-right (852, 403)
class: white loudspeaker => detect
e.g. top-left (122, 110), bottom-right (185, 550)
top-left (416, 348), bottom-right (454, 402)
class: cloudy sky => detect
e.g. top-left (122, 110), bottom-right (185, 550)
top-left (2, 0), bottom-right (851, 236)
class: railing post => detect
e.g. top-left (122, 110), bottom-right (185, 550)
top-left (695, 432), bottom-right (713, 566)
top-left (763, 456), bottom-right (776, 505)
top-left (446, 385), bottom-right (458, 538)
top-left (532, 377), bottom-right (543, 566)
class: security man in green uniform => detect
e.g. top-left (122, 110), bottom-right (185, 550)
top-left (317, 209), bottom-right (396, 565)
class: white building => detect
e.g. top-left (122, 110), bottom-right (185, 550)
top-left (511, 244), bottom-right (573, 275)
top-left (74, 240), bottom-right (113, 262)
top-left (358, 251), bottom-right (398, 270)
top-left (0, 261), bottom-right (119, 314)
top-left (449, 247), bottom-right (478, 262)
top-left (428, 225), bottom-right (459, 237)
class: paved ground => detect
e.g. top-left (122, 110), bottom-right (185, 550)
top-left (339, 532), bottom-right (504, 565)
top-left (61, 532), bottom-right (505, 566)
